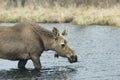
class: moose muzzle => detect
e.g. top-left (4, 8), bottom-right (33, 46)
top-left (68, 55), bottom-right (78, 63)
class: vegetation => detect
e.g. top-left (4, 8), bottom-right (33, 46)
top-left (0, 0), bottom-right (120, 26)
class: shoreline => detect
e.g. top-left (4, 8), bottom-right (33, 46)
top-left (0, 6), bottom-right (120, 27)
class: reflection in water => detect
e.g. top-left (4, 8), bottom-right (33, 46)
top-left (0, 66), bottom-right (76, 80)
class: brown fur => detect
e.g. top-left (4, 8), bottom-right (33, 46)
top-left (0, 22), bottom-right (77, 69)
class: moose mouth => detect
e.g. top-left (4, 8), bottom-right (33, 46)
top-left (54, 53), bottom-right (78, 63)
top-left (68, 55), bottom-right (78, 63)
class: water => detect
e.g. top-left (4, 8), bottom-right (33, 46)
top-left (0, 23), bottom-right (120, 80)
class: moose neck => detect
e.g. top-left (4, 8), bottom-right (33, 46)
top-left (32, 26), bottom-right (54, 51)
top-left (41, 35), bottom-right (55, 51)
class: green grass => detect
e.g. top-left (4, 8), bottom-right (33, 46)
top-left (0, 6), bottom-right (120, 27)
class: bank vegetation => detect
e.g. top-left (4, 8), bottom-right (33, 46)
top-left (0, 0), bottom-right (120, 27)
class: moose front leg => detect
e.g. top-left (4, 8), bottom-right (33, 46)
top-left (31, 55), bottom-right (41, 69)
top-left (18, 59), bottom-right (28, 69)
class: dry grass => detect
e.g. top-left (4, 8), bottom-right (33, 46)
top-left (72, 6), bottom-right (120, 27)
top-left (0, 6), bottom-right (73, 23)
top-left (0, 5), bottom-right (120, 27)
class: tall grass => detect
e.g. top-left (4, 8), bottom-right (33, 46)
top-left (0, 1), bottom-right (120, 27)
top-left (72, 6), bottom-right (120, 27)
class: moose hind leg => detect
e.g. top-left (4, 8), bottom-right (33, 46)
top-left (18, 59), bottom-right (28, 69)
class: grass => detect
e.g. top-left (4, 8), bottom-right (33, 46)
top-left (72, 6), bottom-right (120, 27)
top-left (0, 5), bottom-right (120, 27)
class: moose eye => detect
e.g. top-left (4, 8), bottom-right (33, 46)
top-left (61, 44), bottom-right (65, 48)
top-left (55, 38), bottom-right (58, 41)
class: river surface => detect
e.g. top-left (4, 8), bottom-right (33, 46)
top-left (0, 23), bottom-right (120, 80)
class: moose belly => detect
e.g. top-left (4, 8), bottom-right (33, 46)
top-left (0, 43), bottom-right (29, 60)
top-left (0, 52), bottom-right (30, 61)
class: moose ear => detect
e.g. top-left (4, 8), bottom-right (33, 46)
top-left (52, 27), bottom-right (59, 37)
top-left (62, 29), bottom-right (67, 36)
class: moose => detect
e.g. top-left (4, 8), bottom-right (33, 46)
top-left (0, 22), bottom-right (77, 69)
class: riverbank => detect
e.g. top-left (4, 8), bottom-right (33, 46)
top-left (0, 6), bottom-right (120, 27)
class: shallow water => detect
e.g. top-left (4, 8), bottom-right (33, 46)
top-left (0, 23), bottom-right (120, 80)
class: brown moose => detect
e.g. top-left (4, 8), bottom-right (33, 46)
top-left (0, 22), bottom-right (77, 69)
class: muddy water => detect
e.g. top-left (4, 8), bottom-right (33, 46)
top-left (0, 23), bottom-right (120, 80)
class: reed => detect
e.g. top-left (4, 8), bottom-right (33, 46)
top-left (72, 6), bottom-right (120, 27)
top-left (0, 5), bottom-right (120, 27)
